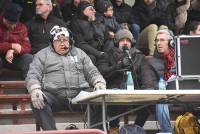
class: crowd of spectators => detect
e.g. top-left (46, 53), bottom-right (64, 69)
top-left (0, 0), bottom-right (200, 134)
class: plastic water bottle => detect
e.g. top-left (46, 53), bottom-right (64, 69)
top-left (126, 71), bottom-right (134, 90)
top-left (159, 77), bottom-right (166, 90)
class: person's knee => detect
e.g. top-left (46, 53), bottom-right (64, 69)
top-left (159, 25), bottom-right (168, 30)
top-left (23, 54), bottom-right (33, 64)
top-left (147, 24), bottom-right (158, 32)
top-left (131, 24), bottom-right (140, 32)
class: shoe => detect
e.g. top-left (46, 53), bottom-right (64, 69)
top-left (65, 124), bottom-right (78, 130)
top-left (109, 127), bottom-right (119, 134)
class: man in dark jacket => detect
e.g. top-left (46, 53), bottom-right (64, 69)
top-left (70, 1), bottom-right (105, 64)
top-left (0, 3), bottom-right (33, 79)
top-left (97, 29), bottom-right (154, 133)
top-left (27, 0), bottom-right (67, 54)
top-left (148, 29), bottom-right (175, 132)
top-left (61, 0), bottom-right (80, 24)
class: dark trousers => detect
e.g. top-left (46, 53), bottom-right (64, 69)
top-left (31, 91), bottom-right (91, 130)
top-left (108, 105), bottom-right (149, 128)
top-left (90, 105), bottom-right (149, 130)
top-left (0, 54), bottom-right (33, 79)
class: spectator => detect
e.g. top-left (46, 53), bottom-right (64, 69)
top-left (111, 0), bottom-right (140, 46)
top-left (27, 0), bottom-right (67, 54)
top-left (12, 0), bottom-right (35, 23)
top-left (0, 3), bottom-right (33, 79)
top-left (70, 1), bottom-right (105, 64)
top-left (148, 29), bottom-right (175, 133)
top-left (132, 0), bottom-right (168, 56)
top-left (184, 0), bottom-right (200, 33)
top-left (166, 0), bottom-right (191, 34)
top-left (96, 0), bottom-right (122, 52)
top-left (25, 25), bottom-right (106, 130)
top-left (97, 29), bottom-right (154, 133)
top-left (61, 0), bottom-right (80, 24)
top-left (187, 21), bottom-right (200, 35)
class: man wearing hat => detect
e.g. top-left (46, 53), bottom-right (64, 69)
top-left (97, 29), bottom-right (154, 133)
top-left (26, 25), bottom-right (106, 130)
top-left (70, 0), bottom-right (106, 64)
top-left (0, 3), bottom-right (33, 79)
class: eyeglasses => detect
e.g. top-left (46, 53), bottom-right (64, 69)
top-left (54, 38), bottom-right (69, 44)
top-left (155, 39), bottom-right (168, 43)
top-left (87, 6), bottom-right (95, 11)
top-left (36, 3), bottom-right (49, 7)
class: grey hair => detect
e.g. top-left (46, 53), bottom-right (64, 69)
top-left (156, 29), bottom-right (173, 40)
top-left (43, 0), bottom-right (52, 5)
top-left (37, 0), bottom-right (53, 9)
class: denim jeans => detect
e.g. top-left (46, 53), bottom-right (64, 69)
top-left (156, 95), bottom-right (172, 133)
top-left (129, 23), bottom-right (140, 48)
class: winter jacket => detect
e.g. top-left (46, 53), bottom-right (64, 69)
top-left (147, 53), bottom-right (165, 89)
top-left (112, 1), bottom-right (134, 24)
top-left (97, 47), bottom-right (154, 89)
top-left (132, 0), bottom-right (168, 30)
top-left (26, 45), bottom-right (106, 99)
top-left (0, 15), bottom-right (31, 56)
top-left (175, 0), bottom-right (190, 32)
top-left (27, 14), bottom-right (67, 54)
top-left (70, 17), bottom-right (105, 58)
top-left (97, 15), bottom-right (121, 33)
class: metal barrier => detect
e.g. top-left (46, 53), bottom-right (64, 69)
top-left (13, 129), bottom-right (105, 134)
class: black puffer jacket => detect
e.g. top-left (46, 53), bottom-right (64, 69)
top-left (112, 0), bottom-right (134, 24)
top-left (70, 17), bottom-right (105, 59)
top-left (132, 0), bottom-right (169, 30)
top-left (97, 47), bottom-right (155, 89)
top-left (27, 14), bottom-right (67, 54)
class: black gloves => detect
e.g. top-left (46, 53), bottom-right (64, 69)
top-left (114, 56), bottom-right (131, 70)
top-left (121, 56), bottom-right (131, 67)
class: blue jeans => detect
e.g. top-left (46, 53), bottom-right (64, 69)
top-left (156, 103), bottom-right (172, 132)
top-left (129, 23), bottom-right (140, 48)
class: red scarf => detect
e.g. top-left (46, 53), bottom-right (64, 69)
top-left (163, 48), bottom-right (175, 81)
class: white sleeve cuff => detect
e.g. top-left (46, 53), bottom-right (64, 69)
top-left (28, 84), bottom-right (41, 93)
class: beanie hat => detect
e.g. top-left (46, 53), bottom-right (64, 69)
top-left (78, 1), bottom-right (93, 15)
top-left (97, 0), bottom-right (113, 14)
top-left (50, 25), bottom-right (69, 41)
top-left (115, 29), bottom-right (134, 43)
top-left (4, 3), bottom-right (23, 22)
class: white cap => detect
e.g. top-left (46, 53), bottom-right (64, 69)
top-left (50, 25), bottom-right (69, 41)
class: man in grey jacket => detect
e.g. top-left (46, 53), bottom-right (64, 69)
top-left (26, 25), bottom-right (106, 130)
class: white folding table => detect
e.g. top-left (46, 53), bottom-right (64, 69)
top-left (72, 89), bottom-right (200, 133)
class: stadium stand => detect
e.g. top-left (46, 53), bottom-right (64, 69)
top-left (0, 69), bottom-right (84, 131)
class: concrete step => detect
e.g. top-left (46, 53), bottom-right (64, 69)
top-left (0, 121), bottom-right (175, 134)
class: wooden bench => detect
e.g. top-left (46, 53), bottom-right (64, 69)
top-left (0, 81), bottom-right (84, 131)
top-left (0, 68), bottom-right (23, 80)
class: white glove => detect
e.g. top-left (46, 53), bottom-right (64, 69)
top-left (31, 89), bottom-right (45, 109)
top-left (94, 82), bottom-right (106, 91)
